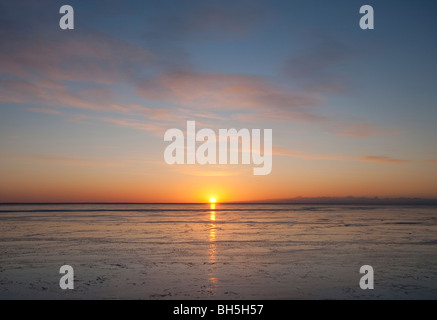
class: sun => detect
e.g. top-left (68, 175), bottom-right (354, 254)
top-left (210, 198), bottom-right (217, 203)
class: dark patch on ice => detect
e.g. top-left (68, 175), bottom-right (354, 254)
top-left (412, 240), bottom-right (437, 245)
top-left (383, 222), bottom-right (422, 225)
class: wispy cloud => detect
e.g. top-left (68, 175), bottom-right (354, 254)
top-left (274, 146), bottom-right (409, 164)
top-left (0, 29), bottom-right (156, 117)
top-left (0, 79), bottom-right (117, 111)
top-left (26, 107), bottom-right (62, 115)
top-left (168, 165), bottom-right (247, 177)
top-left (273, 146), bottom-right (349, 161)
top-left (0, 9), bottom-right (397, 141)
top-left (1, 153), bottom-right (129, 168)
top-left (0, 32), bottom-right (155, 85)
top-left (234, 110), bottom-right (328, 124)
top-left (360, 155), bottom-right (409, 164)
top-left (111, 104), bottom-right (180, 121)
top-left (99, 117), bottom-right (168, 136)
top-left (137, 71), bottom-right (322, 117)
top-left (330, 121), bottom-right (401, 138)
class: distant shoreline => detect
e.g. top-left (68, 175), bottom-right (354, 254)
top-left (2, 197), bottom-right (437, 206)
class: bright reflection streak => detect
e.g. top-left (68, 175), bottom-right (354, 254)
top-left (208, 203), bottom-right (217, 287)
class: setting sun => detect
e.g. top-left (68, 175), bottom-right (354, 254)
top-left (210, 198), bottom-right (217, 203)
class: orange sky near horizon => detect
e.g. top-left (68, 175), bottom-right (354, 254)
top-left (1, 153), bottom-right (437, 203)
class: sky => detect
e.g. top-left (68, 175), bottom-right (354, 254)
top-left (1, 0), bottom-right (437, 203)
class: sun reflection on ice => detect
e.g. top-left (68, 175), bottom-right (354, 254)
top-left (208, 202), bottom-right (218, 290)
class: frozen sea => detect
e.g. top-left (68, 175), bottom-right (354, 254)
top-left (0, 203), bottom-right (436, 299)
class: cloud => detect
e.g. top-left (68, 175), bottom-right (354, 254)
top-left (67, 114), bottom-right (90, 123)
top-left (136, 70), bottom-right (396, 138)
top-left (360, 156), bottom-right (409, 164)
top-left (26, 108), bottom-right (62, 115)
top-left (168, 165), bottom-right (247, 177)
top-left (0, 31), bottom-right (155, 85)
top-left (0, 80), bottom-right (45, 104)
top-left (234, 111), bottom-right (328, 124)
top-left (111, 104), bottom-right (179, 121)
top-left (0, 30), bottom-right (155, 114)
top-left (330, 121), bottom-right (401, 138)
top-left (137, 70), bottom-right (321, 112)
top-left (273, 146), bottom-right (350, 161)
top-left (99, 117), bottom-right (168, 136)
top-left (174, 169), bottom-right (243, 177)
top-left (0, 79), bottom-right (117, 111)
top-left (1, 153), bottom-right (128, 168)
top-left (274, 146), bottom-right (409, 164)
top-left (0, 8), bottom-right (396, 141)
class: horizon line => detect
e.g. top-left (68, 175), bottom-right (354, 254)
top-left (2, 196), bottom-right (437, 206)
